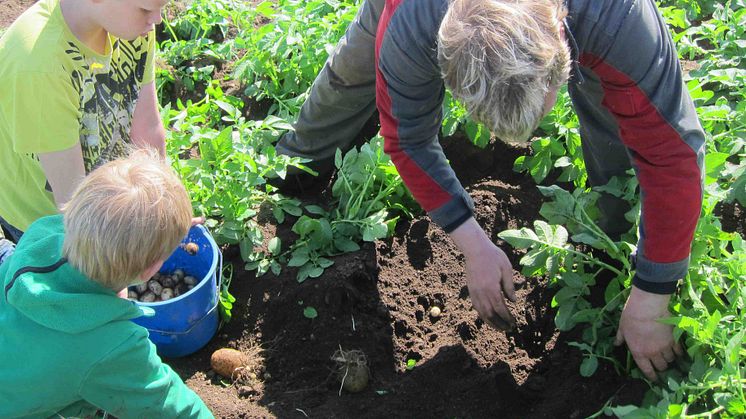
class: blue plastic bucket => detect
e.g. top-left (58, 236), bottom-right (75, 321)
top-left (130, 225), bottom-right (222, 358)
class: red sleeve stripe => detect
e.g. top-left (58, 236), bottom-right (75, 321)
top-left (374, 0), bottom-right (452, 212)
top-left (580, 53), bottom-right (701, 263)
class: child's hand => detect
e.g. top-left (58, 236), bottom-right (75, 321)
top-left (117, 288), bottom-right (129, 299)
top-left (191, 216), bottom-right (205, 226)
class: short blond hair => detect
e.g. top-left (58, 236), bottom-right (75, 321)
top-left (61, 149), bottom-right (192, 290)
top-left (438, 0), bottom-right (571, 142)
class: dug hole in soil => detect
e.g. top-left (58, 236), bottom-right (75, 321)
top-left (167, 133), bottom-right (650, 418)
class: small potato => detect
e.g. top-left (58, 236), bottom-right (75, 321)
top-left (332, 349), bottom-right (369, 393)
top-left (173, 269), bottom-right (185, 281)
top-left (134, 282), bottom-right (149, 294)
top-left (160, 275), bottom-right (176, 288)
top-left (184, 242), bottom-right (199, 255)
top-left (140, 291), bottom-right (157, 302)
top-left (341, 364), bottom-right (369, 393)
top-left (429, 306), bottom-right (442, 318)
top-left (174, 283), bottom-right (188, 296)
top-left (160, 288), bottom-right (175, 301)
top-left (210, 348), bottom-right (249, 378)
top-left (148, 279), bottom-right (163, 295)
top-left (183, 275), bottom-right (198, 287)
top-left (127, 290), bottom-right (139, 300)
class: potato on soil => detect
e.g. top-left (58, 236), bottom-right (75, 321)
top-left (331, 348), bottom-right (369, 393)
top-left (211, 348), bottom-right (250, 378)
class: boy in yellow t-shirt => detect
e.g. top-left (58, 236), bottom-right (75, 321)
top-left (0, 0), bottom-right (169, 261)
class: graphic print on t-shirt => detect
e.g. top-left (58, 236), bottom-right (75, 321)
top-left (64, 37), bottom-right (149, 172)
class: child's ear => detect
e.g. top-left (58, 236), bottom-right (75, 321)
top-left (138, 259), bottom-right (165, 281)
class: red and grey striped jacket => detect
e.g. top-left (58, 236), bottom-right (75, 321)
top-left (374, 0), bottom-right (705, 294)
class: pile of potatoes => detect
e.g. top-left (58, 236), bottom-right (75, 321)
top-left (128, 268), bottom-right (199, 303)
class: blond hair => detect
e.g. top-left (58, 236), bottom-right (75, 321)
top-left (438, 0), bottom-right (571, 142)
top-left (61, 149), bottom-right (192, 290)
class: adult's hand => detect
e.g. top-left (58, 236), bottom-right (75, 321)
top-left (449, 217), bottom-right (516, 330)
top-left (615, 286), bottom-right (683, 381)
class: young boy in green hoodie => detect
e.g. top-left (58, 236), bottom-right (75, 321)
top-left (0, 150), bottom-right (214, 418)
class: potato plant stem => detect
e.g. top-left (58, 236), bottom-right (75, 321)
top-left (163, 14), bottom-right (180, 42)
top-left (577, 205), bottom-right (631, 271)
top-left (560, 246), bottom-right (625, 278)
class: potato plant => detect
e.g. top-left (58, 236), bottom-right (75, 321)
top-left (246, 136), bottom-right (415, 282)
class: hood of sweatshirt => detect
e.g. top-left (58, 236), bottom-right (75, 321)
top-left (1, 215), bottom-right (153, 334)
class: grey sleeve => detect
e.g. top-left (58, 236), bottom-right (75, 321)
top-left (572, 0), bottom-right (705, 293)
top-left (376, 7), bottom-right (474, 232)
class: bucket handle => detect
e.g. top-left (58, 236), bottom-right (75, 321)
top-left (145, 302), bottom-right (220, 336)
top-left (198, 223), bottom-right (224, 292)
top-left (217, 245), bottom-right (224, 291)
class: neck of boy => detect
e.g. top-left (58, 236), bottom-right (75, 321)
top-left (60, 0), bottom-right (109, 55)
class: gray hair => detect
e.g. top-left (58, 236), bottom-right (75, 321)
top-left (438, 0), bottom-right (571, 142)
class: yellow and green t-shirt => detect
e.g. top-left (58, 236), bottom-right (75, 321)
top-left (0, 0), bottom-right (155, 231)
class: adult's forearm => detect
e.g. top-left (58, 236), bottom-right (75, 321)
top-left (448, 217), bottom-right (493, 258)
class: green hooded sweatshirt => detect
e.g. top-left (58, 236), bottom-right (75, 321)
top-left (0, 215), bottom-right (213, 419)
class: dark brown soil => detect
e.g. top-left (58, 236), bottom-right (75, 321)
top-left (715, 200), bottom-right (745, 238)
top-left (165, 136), bottom-right (648, 418)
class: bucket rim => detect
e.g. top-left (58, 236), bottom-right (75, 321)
top-left (134, 224), bottom-right (220, 307)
